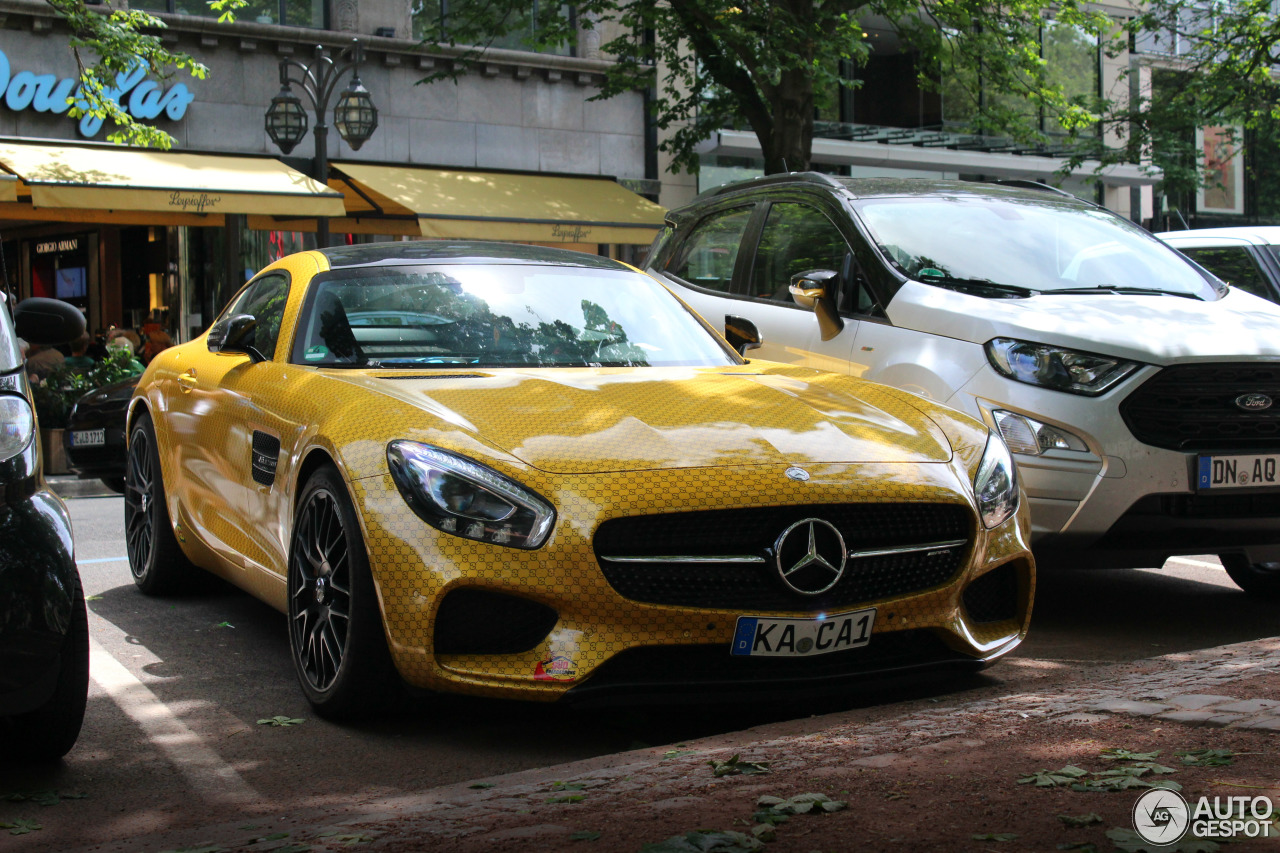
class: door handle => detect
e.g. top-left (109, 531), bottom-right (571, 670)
top-left (178, 369), bottom-right (198, 393)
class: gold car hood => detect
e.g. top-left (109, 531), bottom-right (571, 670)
top-left (359, 366), bottom-right (953, 474)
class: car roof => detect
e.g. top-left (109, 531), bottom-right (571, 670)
top-left (683, 172), bottom-right (1089, 209)
top-left (319, 240), bottom-right (632, 271)
top-left (1157, 226), bottom-right (1280, 247)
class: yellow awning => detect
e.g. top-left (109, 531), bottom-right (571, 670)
top-left (328, 164), bottom-right (666, 245)
top-left (0, 174), bottom-right (15, 203)
top-left (0, 141), bottom-right (346, 219)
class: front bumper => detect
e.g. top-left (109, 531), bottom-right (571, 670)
top-left (960, 363), bottom-right (1280, 569)
top-left (351, 460), bottom-right (1035, 703)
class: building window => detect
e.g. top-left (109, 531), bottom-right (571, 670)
top-left (131, 0), bottom-right (327, 29)
top-left (412, 0), bottom-right (575, 56)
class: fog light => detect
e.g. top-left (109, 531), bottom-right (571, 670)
top-left (992, 410), bottom-right (1086, 455)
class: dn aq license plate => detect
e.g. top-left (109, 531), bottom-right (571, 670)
top-left (70, 428), bottom-right (105, 447)
top-left (1197, 453), bottom-right (1280, 490)
top-left (731, 608), bottom-right (875, 657)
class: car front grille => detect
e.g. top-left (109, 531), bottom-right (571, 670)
top-left (594, 503), bottom-right (972, 611)
top-left (1120, 363), bottom-right (1280, 451)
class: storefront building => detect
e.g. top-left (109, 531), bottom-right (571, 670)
top-left (0, 0), bottom-right (662, 347)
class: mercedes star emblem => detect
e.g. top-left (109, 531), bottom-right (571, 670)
top-left (785, 466), bottom-right (811, 482)
top-left (774, 518), bottom-right (847, 595)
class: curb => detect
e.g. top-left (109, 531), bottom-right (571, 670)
top-left (46, 475), bottom-right (118, 499)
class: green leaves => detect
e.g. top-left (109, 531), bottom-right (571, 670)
top-left (972, 833), bottom-right (1018, 841)
top-left (257, 716), bottom-right (305, 727)
top-left (1176, 749), bottom-right (1236, 767)
top-left (1100, 748), bottom-right (1162, 762)
top-left (570, 830), bottom-right (602, 841)
top-left (1057, 813), bottom-right (1104, 828)
top-left (0, 819), bottom-right (42, 835)
top-left (708, 755), bottom-right (770, 777)
top-left (755, 793), bottom-right (846, 816)
top-left (1106, 827), bottom-right (1221, 853)
top-left (640, 830), bottom-right (765, 852)
top-left (1018, 766), bottom-right (1090, 787)
top-left (3, 790), bottom-right (87, 806)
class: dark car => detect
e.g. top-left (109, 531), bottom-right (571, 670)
top-left (65, 376), bottom-right (137, 494)
top-left (0, 293), bottom-right (90, 760)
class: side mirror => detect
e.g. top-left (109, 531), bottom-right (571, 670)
top-left (788, 269), bottom-right (844, 342)
top-left (13, 297), bottom-right (86, 345)
top-left (724, 314), bottom-right (762, 356)
top-left (208, 313), bottom-right (266, 363)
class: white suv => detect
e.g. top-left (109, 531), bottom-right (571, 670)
top-left (645, 173), bottom-right (1280, 596)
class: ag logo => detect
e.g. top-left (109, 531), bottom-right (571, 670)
top-left (1132, 789), bottom-right (1190, 845)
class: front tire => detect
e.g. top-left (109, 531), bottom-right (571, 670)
top-left (125, 413), bottom-right (198, 595)
top-left (288, 466), bottom-right (396, 720)
top-left (1220, 554), bottom-right (1280, 599)
top-left (4, 572), bottom-right (89, 762)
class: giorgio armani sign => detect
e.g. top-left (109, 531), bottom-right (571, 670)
top-left (0, 47), bottom-right (194, 138)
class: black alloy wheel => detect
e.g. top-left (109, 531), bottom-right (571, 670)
top-left (1220, 554), bottom-right (1280, 599)
top-left (125, 413), bottom-right (196, 595)
top-left (288, 466), bottom-right (396, 719)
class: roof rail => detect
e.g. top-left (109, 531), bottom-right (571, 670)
top-left (984, 179), bottom-right (1077, 199)
top-left (698, 171), bottom-right (844, 201)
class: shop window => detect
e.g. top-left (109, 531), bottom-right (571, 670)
top-left (132, 0), bottom-right (326, 29)
top-left (413, 0), bottom-right (575, 56)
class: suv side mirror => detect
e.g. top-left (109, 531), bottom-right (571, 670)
top-left (208, 313), bottom-right (267, 363)
top-left (724, 314), bottom-right (762, 356)
top-left (13, 297), bottom-right (86, 345)
top-left (788, 269), bottom-right (844, 341)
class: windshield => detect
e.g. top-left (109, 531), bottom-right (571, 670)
top-left (853, 197), bottom-right (1217, 298)
top-left (291, 263), bottom-right (738, 369)
top-left (0, 293), bottom-right (20, 373)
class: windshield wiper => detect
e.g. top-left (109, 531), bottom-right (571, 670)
top-left (1045, 285), bottom-right (1203, 300)
top-left (915, 275), bottom-right (1038, 298)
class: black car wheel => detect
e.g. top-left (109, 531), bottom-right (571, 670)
top-left (4, 571), bottom-right (89, 762)
top-left (125, 413), bottom-right (197, 595)
top-left (1220, 554), bottom-right (1280, 599)
top-left (288, 465), bottom-right (396, 719)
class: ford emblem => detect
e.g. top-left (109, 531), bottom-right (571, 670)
top-left (1235, 393), bottom-right (1274, 412)
top-left (785, 466), bottom-right (811, 482)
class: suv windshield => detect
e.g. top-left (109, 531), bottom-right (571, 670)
top-left (291, 263), bottom-right (738, 369)
top-left (853, 196), bottom-right (1217, 298)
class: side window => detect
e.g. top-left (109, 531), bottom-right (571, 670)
top-left (236, 274), bottom-right (290, 360)
top-left (1183, 247), bottom-right (1272, 301)
top-left (750, 203), bottom-right (852, 305)
top-left (668, 207), bottom-right (753, 293)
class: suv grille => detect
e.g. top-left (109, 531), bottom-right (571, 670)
top-left (594, 503), bottom-right (971, 611)
top-left (1121, 363), bottom-right (1280, 451)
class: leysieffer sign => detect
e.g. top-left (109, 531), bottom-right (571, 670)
top-left (0, 47), bottom-right (193, 138)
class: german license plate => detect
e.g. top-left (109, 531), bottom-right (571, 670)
top-left (1197, 454), bottom-right (1280, 489)
top-left (731, 608), bottom-right (875, 657)
top-left (70, 428), bottom-right (105, 447)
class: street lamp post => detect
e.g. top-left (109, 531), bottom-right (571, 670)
top-left (264, 39), bottom-right (379, 247)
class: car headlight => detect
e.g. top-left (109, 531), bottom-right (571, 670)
top-left (0, 394), bottom-right (34, 462)
top-left (975, 434), bottom-right (1018, 529)
top-left (985, 338), bottom-right (1140, 396)
top-left (387, 441), bottom-right (555, 549)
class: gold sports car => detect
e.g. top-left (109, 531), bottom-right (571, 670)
top-left (125, 242), bottom-right (1034, 718)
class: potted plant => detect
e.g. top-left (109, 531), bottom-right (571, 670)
top-left (31, 348), bottom-right (143, 473)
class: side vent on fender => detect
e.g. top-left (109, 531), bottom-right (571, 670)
top-left (251, 431), bottom-right (281, 487)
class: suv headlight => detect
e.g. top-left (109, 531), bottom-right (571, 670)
top-left (975, 434), bottom-right (1018, 529)
top-left (387, 441), bottom-right (555, 549)
top-left (0, 395), bottom-right (34, 462)
top-left (985, 338), bottom-right (1140, 396)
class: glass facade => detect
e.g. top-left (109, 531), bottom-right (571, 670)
top-left (412, 0), bottom-right (574, 56)
top-left (131, 0), bottom-right (327, 29)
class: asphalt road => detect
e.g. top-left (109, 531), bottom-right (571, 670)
top-left (2, 494), bottom-right (1277, 851)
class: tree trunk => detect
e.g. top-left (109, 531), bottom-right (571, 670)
top-left (760, 66), bottom-right (815, 173)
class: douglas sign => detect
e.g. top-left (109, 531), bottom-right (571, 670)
top-left (0, 47), bottom-right (194, 138)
